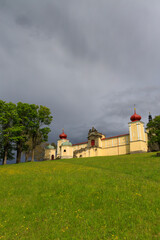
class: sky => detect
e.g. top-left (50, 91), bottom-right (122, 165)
top-left (0, 0), bottom-right (160, 144)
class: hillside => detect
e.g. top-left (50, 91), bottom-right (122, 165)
top-left (0, 153), bottom-right (160, 240)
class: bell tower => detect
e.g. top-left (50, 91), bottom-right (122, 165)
top-left (129, 108), bottom-right (148, 153)
top-left (57, 129), bottom-right (69, 158)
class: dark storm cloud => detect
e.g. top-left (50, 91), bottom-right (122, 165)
top-left (0, 0), bottom-right (160, 144)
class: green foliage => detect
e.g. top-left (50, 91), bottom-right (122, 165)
top-left (0, 153), bottom-right (160, 239)
top-left (147, 115), bottom-right (160, 150)
top-left (0, 101), bottom-right (17, 164)
top-left (27, 104), bottom-right (53, 161)
top-left (0, 100), bottom-right (53, 164)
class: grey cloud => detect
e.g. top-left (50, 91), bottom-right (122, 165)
top-left (0, 0), bottom-right (160, 144)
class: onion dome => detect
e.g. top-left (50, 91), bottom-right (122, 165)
top-left (130, 108), bottom-right (141, 122)
top-left (45, 144), bottom-right (55, 149)
top-left (61, 141), bottom-right (72, 146)
top-left (59, 129), bottom-right (67, 139)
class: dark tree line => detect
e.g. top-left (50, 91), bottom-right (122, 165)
top-left (0, 100), bottom-right (53, 165)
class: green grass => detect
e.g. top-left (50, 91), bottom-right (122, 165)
top-left (0, 152), bottom-right (160, 240)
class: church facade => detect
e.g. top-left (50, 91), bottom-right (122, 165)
top-left (44, 109), bottom-right (148, 160)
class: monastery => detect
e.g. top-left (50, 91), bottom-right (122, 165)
top-left (44, 109), bottom-right (148, 160)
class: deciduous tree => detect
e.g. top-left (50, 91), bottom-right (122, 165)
top-left (28, 105), bottom-right (53, 162)
top-left (15, 102), bottom-right (34, 163)
top-left (0, 101), bottom-right (53, 164)
top-left (147, 115), bottom-right (160, 151)
top-left (0, 101), bottom-right (17, 164)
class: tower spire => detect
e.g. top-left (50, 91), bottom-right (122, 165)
top-left (148, 112), bottom-right (152, 122)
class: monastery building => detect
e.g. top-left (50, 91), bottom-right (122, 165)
top-left (44, 109), bottom-right (148, 160)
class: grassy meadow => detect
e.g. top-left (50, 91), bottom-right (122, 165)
top-left (0, 152), bottom-right (160, 240)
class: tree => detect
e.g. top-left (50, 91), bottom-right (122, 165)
top-left (28, 105), bottom-right (53, 162)
top-left (0, 101), bottom-right (17, 164)
top-left (34, 142), bottom-right (48, 161)
top-left (0, 133), bottom-right (15, 163)
top-left (23, 138), bottom-right (32, 162)
top-left (15, 102), bottom-right (34, 163)
top-left (0, 101), bottom-right (53, 164)
top-left (147, 115), bottom-right (160, 151)
top-left (15, 103), bottom-right (53, 163)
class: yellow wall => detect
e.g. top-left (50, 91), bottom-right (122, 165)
top-left (101, 135), bottom-right (130, 156)
top-left (61, 145), bottom-right (73, 159)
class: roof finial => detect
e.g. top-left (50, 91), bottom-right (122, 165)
top-left (134, 104), bottom-right (136, 113)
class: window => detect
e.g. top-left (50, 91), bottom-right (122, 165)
top-left (91, 140), bottom-right (95, 146)
top-left (64, 149), bottom-right (66, 152)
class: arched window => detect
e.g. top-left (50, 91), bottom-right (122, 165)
top-left (91, 140), bottom-right (95, 146)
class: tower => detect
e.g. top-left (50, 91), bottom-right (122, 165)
top-left (148, 112), bottom-right (152, 122)
top-left (57, 129), bottom-right (69, 158)
top-left (129, 108), bottom-right (148, 153)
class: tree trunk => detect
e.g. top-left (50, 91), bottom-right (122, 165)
top-left (16, 146), bottom-right (21, 164)
top-left (25, 152), bottom-right (29, 162)
top-left (3, 149), bottom-right (7, 165)
top-left (31, 149), bottom-right (35, 162)
top-left (16, 150), bottom-right (21, 163)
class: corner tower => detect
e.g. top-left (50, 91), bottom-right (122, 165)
top-left (128, 108), bottom-right (148, 153)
